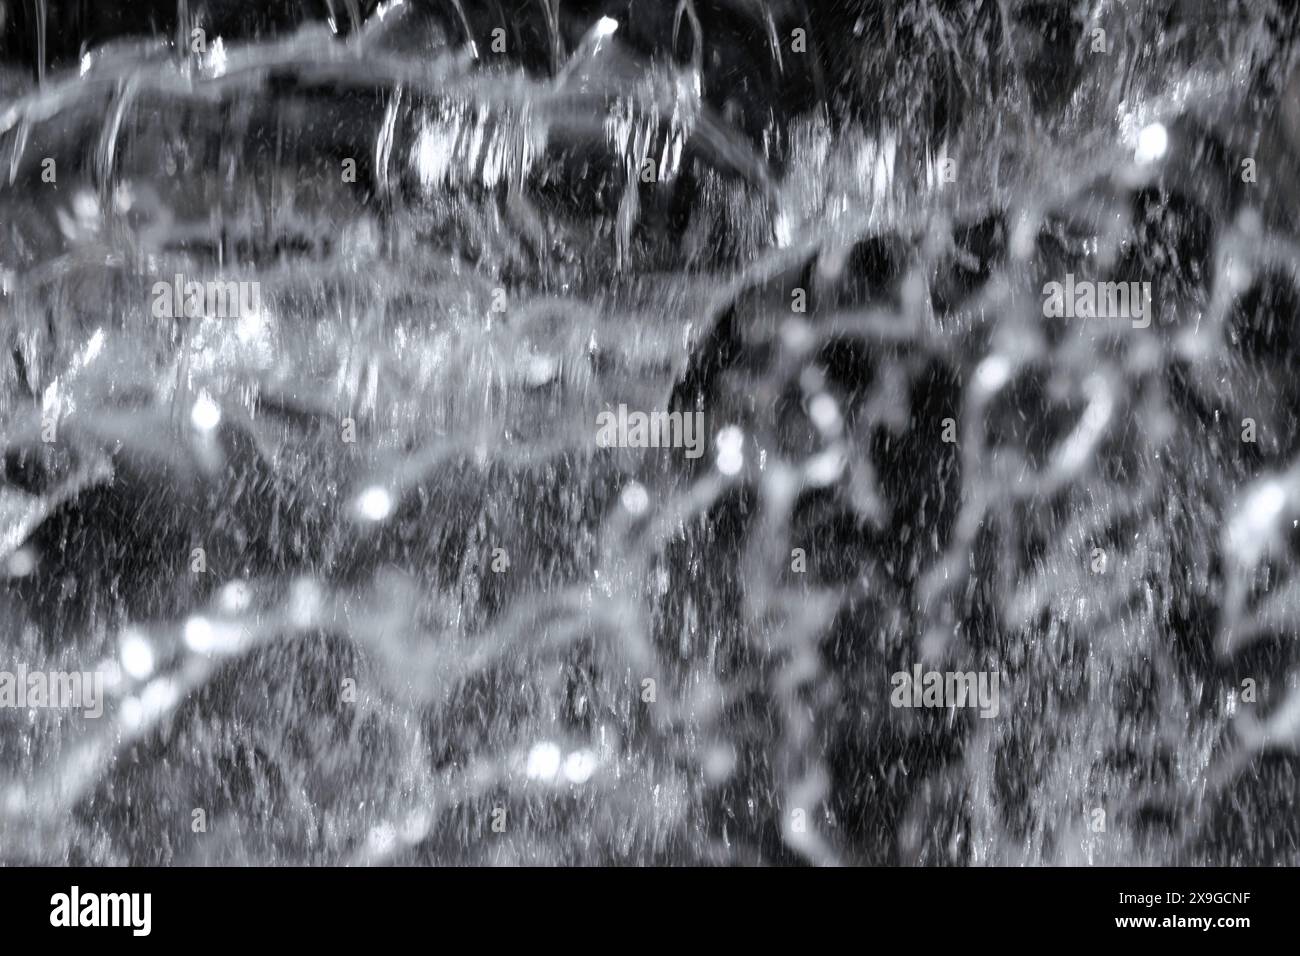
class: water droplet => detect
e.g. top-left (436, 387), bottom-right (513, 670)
top-left (190, 391), bottom-right (221, 432)
top-left (524, 354), bottom-right (559, 386)
top-left (805, 445), bottom-right (846, 486)
top-left (562, 749), bottom-right (598, 784)
top-left (975, 354), bottom-right (1012, 393)
top-left (526, 741), bottom-right (562, 781)
top-left (357, 486), bottom-right (394, 522)
top-left (716, 426), bottom-right (744, 476)
top-left (5, 547), bottom-right (36, 578)
top-left (808, 393), bottom-right (840, 433)
top-left (183, 616), bottom-right (215, 652)
top-left (620, 481), bottom-right (649, 515)
top-left (1135, 123), bottom-right (1168, 164)
top-left (780, 318), bottom-right (813, 353)
top-left (1229, 480), bottom-right (1287, 564)
top-left (119, 629), bottom-right (155, 680)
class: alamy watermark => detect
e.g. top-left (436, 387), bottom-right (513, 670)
top-left (50, 886), bottom-right (151, 936)
top-left (0, 666), bottom-right (105, 718)
top-left (890, 664), bottom-right (1000, 718)
top-left (151, 274), bottom-right (261, 320)
top-left (595, 404), bottom-right (704, 459)
top-left (1042, 273), bottom-right (1152, 329)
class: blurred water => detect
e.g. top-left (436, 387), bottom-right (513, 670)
top-left (1, 0), bottom-right (1300, 866)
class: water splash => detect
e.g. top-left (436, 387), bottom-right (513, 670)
top-left (1, 0), bottom-right (1299, 867)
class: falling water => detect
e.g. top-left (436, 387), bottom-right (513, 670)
top-left (175, 0), bottom-right (187, 59)
top-left (343, 0), bottom-right (362, 37)
top-left (538, 0), bottom-right (563, 75)
top-left (30, 0), bottom-right (44, 85)
top-left (1, 1), bottom-right (1299, 867)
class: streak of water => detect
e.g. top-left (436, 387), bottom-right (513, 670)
top-left (30, 0), bottom-right (44, 84)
